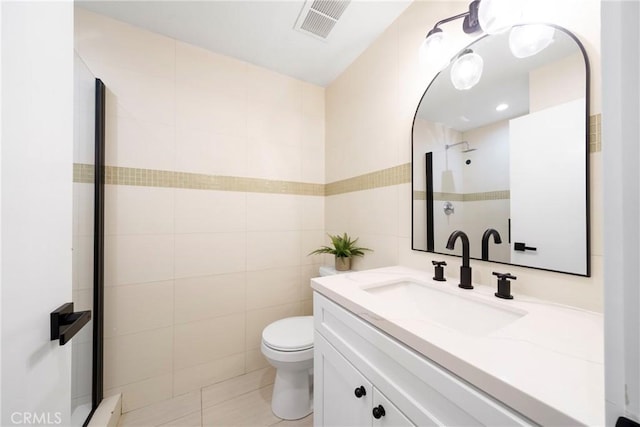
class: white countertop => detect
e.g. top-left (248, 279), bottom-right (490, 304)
top-left (311, 266), bottom-right (604, 426)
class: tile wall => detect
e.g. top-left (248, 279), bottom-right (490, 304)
top-left (75, 0), bottom-right (605, 414)
top-left (325, 0), bottom-right (605, 311)
top-left (75, 8), bottom-right (325, 412)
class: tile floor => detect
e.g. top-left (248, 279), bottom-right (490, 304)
top-left (117, 367), bottom-right (313, 427)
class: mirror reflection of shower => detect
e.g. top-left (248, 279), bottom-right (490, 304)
top-left (446, 140), bottom-right (476, 166)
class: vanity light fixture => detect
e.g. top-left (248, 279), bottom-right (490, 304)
top-left (495, 103), bottom-right (509, 111)
top-left (478, 0), bottom-right (524, 34)
top-left (451, 49), bottom-right (483, 90)
top-left (418, 0), bottom-right (481, 71)
top-left (509, 24), bottom-right (556, 58)
top-left (419, 0), bottom-right (524, 86)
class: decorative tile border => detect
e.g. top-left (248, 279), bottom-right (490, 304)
top-left (413, 190), bottom-right (510, 202)
top-left (590, 114), bottom-right (601, 153)
top-left (74, 163), bottom-right (95, 183)
top-left (325, 164), bottom-right (410, 196)
top-left (74, 164), bottom-right (325, 196)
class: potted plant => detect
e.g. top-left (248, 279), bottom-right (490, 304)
top-left (309, 233), bottom-right (372, 271)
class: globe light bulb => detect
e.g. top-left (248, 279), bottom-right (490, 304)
top-left (478, 0), bottom-right (524, 34)
top-left (509, 24), bottom-right (555, 58)
top-left (419, 28), bottom-right (450, 72)
top-left (450, 50), bottom-right (483, 90)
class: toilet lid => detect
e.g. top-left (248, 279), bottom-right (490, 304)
top-left (262, 316), bottom-right (314, 351)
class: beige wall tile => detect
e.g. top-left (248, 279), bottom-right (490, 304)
top-left (104, 327), bottom-right (173, 390)
top-left (299, 195), bottom-right (324, 231)
top-left (173, 353), bottom-right (245, 396)
top-left (74, 8), bottom-right (175, 80)
top-left (398, 183), bottom-right (412, 239)
top-left (173, 313), bottom-right (245, 370)
top-left (301, 143), bottom-right (325, 184)
top-left (351, 186), bottom-right (399, 236)
top-left (105, 185), bottom-right (174, 236)
top-left (301, 83), bottom-right (325, 184)
top-left (245, 349), bottom-right (270, 372)
top-left (246, 231), bottom-right (301, 271)
top-left (174, 273), bottom-right (245, 325)
top-left (300, 230), bottom-right (326, 266)
top-left (175, 40), bottom-right (248, 101)
top-left (246, 267), bottom-right (301, 311)
top-left (101, 65), bottom-right (175, 127)
top-left (301, 299), bottom-right (313, 316)
top-left (104, 234), bottom-right (174, 286)
top-left (104, 281), bottom-right (174, 338)
top-left (175, 128), bottom-right (248, 177)
top-left (78, 9), bottom-right (329, 414)
top-left (302, 82), bottom-right (325, 120)
top-left (246, 64), bottom-right (303, 111)
top-left (105, 113), bottom-right (176, 171)
top-left (246, 139), bottom-right (302, 182)
top-left (72, 288), bottom-right (94, 315)
top-left (74, 235), bottom-right (94, 290)
top-left (247, 193), bottom-right (301, 232)
top-left (174, 189), bottom-right (246, 234)
top-left (300, 265), bottom-right (318, 300)
top-left (73, 182), bottom-right (94, 237)
top-left (104, 374), bottom-right (173, 414)
top-left (245, 302), bottom-right (302, 351)
top-left (174, 232), bottom-right (246, 279)
top-left (202, 367), bottom-right (275, 409)
top-left (590, 153), bottom-right (603, 257)
top-left (247, 102), bottom-right (302, 150)
top-left (175, 82), bottom-right (246, 138)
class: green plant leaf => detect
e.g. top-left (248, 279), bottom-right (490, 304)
top-left (307, 232), bottom-right (372, 258)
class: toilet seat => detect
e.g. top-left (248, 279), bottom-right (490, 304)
top-left (262, 316), bottom-right (313, 352)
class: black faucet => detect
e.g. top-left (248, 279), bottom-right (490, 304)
top-left (446, 230), bottom-right (473, 289)
top-left (481, 228), bottom-right (502, 261)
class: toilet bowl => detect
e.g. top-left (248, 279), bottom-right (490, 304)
top-left (261, 316), bottom-right (314, 420)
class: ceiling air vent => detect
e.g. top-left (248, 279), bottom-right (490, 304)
top-left (295, 0), bottom-right (351, 41)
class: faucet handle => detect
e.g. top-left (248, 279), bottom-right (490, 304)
top-left (432, 261), bottom-right (447, 282)
top-left (492, 272), bottom-right (516, 299)
top-left (492, 272), bottom-right (516, 280)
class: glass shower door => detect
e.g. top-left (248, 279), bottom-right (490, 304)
top-left (72, 52), bottom-right (104, 426)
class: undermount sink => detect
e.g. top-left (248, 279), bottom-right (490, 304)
top-left (364, 279), bottom-right (526, 335)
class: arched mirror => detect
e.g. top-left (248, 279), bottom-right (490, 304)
top-left (411, 24), bottom-right (590, 276)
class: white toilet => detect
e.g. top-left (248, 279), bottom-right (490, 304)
top-left (261, 316), bottom-right (314, 420)
top-left (261, 266), bottom-right (342, 420)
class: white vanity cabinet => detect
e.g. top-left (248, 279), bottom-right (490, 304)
top-left (313, 292), bottom-right (535, 427)
top-left (315, 333), bottom-right (414, 427)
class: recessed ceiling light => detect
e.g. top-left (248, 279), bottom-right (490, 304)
top-left (496, 103), bottom-right (509, 112)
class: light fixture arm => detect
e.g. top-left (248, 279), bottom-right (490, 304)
top-left (432, 11), bottom-right (471, 31)
top-left (426, 0), bottom-right (481, 38)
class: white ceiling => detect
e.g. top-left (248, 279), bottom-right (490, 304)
top-left (77, 0), bottom-right (413, 87)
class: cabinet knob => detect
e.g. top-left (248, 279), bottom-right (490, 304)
top-left (372, 405), bottom-right (386, 419)
top-left (354, 385), bottom-right (366, 398)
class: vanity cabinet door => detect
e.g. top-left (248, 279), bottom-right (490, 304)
top-left (372, 388), bottom-right (416, 427)
top-left (314, 334), bottom-right (373, 427)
